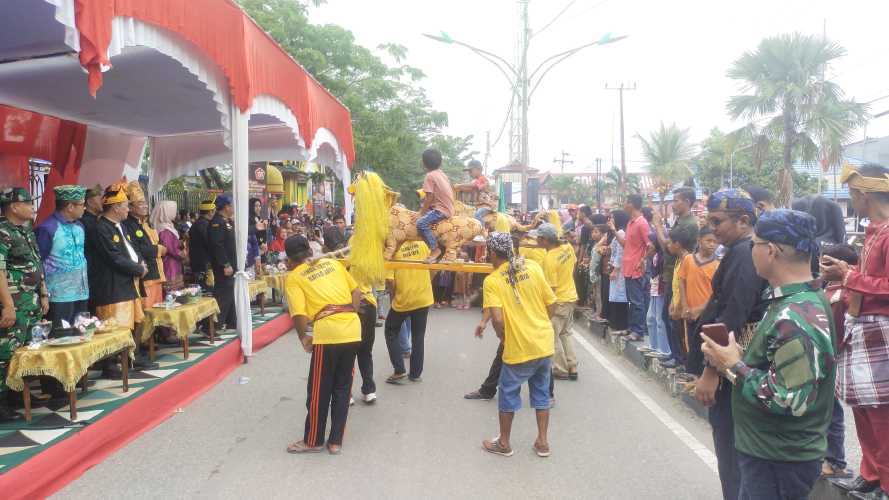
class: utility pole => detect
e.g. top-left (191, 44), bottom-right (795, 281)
top-left (518, 0), bottom-right (531, 212)
top-left (484, 130), bottom-right (491, 176)
top-left (595, 157), bottom-right (603, 210)
top-left (553, 150), bottom-right (573, 173)
top-left (423, 5), bottom-right (627, 213)
top-left (605, 83), bottom-right (636, 202)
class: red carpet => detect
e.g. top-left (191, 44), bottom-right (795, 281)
top-left (1, 314), bottom-right (291, 500)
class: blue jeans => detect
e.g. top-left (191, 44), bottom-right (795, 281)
top-left (416, 209), bottom-right (447, 250)
top-left (825, 398), bottom-right (846, 469)
top-left (498, 357), bottom-right (552, 412)
top-left (647, 295), bottom-right (670, 355)
top-left (399, 318), bottom-right (412, 353)
top-left (737, 451), bottom-right (821, 500)
top-left (625, 276), bottom-right (648, 336)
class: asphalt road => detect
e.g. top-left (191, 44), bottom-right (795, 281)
top-left (56, 307), bottom-right (727, 500)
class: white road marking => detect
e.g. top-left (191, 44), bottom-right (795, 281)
top-left (572, 328), bottom-right (719, 474)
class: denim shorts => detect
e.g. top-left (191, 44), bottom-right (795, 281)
top-left (498, 356), bottom-right (552, 412)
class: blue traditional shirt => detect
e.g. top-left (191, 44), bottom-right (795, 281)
top-left (35, 212), bottom-right (88, 303)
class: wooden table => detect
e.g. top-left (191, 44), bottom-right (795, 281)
top-left (248, 279), bottom-right (271, 316)
top-left (6, 327), bottom-right (134, 422)
top-left (142, 296), bottom-right (220, 360)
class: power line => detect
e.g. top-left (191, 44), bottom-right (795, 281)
top-left (533, 0), bottom-right (578, 39)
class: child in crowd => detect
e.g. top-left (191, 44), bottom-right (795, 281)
top-left (587, 224), bottom-right (606, 321)
top-left (643, 236), bottom-right (670, 359)
top-left (678, 227), bottom-right (719, 324)
top-left (607, 210), bottom-right (629, 331)
top-left (668, 231), bottom-right (696, 364)
top-left (417, 148), bottom-right (455, 263)
top-left (821, 243), bottom-right (858, 478)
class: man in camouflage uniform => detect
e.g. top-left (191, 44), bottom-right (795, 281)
top-left (0, 187), bottom-right (49, 421)
top-left (702, 209), bottom-right (836, 500)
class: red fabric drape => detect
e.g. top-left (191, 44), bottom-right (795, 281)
top-left (0, 103), bottom-right (61, 161)
top-left (0, 154), bottom-right (30, 187)
top-left (35, 120), bottom-right (88, 224)
top-left (73, 0), bottom-right (355, 166)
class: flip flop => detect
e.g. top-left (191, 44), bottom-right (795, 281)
top-left (286, 440), bottom-right (323, 454)
top-left (482, 438), bottom-right (513, 457)
top-left (533, 442), bottom-right (551, 458)
top-left (386, 373), bottom-right (407, 384)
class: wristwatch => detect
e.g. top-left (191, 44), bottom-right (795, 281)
top-left (724, 361), bottom-right (747, 385)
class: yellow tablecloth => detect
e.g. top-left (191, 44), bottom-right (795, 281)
top-left (6, 328), bottom-right (135, 392)
top-left (263, 273), bottom-right (287, 293)
top-left (140, 296), bottom-right (220, 342)
top-left (248, 279), bottom-right (271, 300)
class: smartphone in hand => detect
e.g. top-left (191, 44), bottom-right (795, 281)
top-left (701, 323), bottom-right (730, 347)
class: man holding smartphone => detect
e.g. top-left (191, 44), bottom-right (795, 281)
top-left (701, 209), bottom-right (836, 500)
top-left (690, 189), bottom-right (767, 500)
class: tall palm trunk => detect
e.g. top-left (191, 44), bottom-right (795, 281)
top-left (779, 104), bottom-right (795, 207)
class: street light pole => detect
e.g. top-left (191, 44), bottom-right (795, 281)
top-left (423, 5), bottom-right (627, 213)
top-left (729, 143), bottom-right (754, 189)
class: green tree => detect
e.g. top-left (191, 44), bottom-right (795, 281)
top-left (694, 128), bottom-right (818, 198)
top-left (238, 0), bottom-right (470, 201)
top-left (637, 122), bottom-right (695, 194)
top-left (726, 32), bottom-right (868, 206)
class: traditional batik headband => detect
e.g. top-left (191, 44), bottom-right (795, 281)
top-left (755, 209), bottom-right (820, 256)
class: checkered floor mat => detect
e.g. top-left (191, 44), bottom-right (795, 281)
top-left (0, 305), bottom-right (286, 474)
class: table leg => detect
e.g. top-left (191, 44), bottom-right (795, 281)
top-left (209, 318), bottom-right (216, 344)
top-left (68, 391), bottom-right (77, 422)
top-left (183, 334), bottom-right (190, 360)
top-left (121, 349), bottom-right (129, 393)
top-left (260, 292), bottom-right (266, 316)
top-left (23, 379), bottom-right (31, 423)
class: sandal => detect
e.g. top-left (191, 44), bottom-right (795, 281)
top-left (821, 460), bottom-right (853, 478)
top-left (533, 442), bottom-right (552, 458)
top-left (286, 440), bottom-right (323, 454)
top-left (386, 373), bottom-right (407, 384)
top-left (482, 438), bottom-right (513, 457)
top-left (327, 443), bottom-right (342, 455)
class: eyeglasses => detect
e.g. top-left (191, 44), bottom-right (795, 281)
top-left (707, 216), bottom-right (727, 226)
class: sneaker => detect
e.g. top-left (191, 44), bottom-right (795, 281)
top-left (464, 390), bottom-right (493, 401)
top-left (364, 393), bottom-right (377, 404)
top-left (349, 397), bottom-right (355, 406)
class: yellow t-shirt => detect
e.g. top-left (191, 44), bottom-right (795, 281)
top-left (285, 258), bottom-right (361, 345)
top-left (671, 257), bottom-right (683, 308)
top-left (483, 260), bottom-right (556, 364)
top-left (386, 240), bottom-right (434, 312)
top-left (543, 243), bottom-right (578, 303)
top-left (519, 246), bottom-right (546, 266)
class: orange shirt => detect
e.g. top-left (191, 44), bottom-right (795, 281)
top-left (678, 253), bottom-right (719, 309)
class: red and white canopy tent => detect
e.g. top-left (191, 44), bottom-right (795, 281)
top-left (0, 0), bottom-right (356, 357)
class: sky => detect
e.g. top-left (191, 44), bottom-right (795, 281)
top-left (310, 0), bottom-right (889, 176)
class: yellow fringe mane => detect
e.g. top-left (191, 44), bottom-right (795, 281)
top-left (348, 172), bottom-right (391, 287)
top-left (546, 210), bottom-right (562, 237)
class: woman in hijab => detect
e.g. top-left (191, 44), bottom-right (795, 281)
top-left (607, 209), bottom-right (630, 331)
top-left (150, 200), bottom-right (185, 291)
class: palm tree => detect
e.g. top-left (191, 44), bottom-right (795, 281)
top-left (637, 122), bottom-right (695, 195)
top-left (601, 166), bottom-right (640, 203)
top-left (726, 32), bottom-right (868, 206)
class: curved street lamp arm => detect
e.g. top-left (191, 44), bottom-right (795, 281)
top-left (528, 49), bottom-right (583, 98)
top-left (528, 34), bottom-right (628, 83)
top-left (422, 33), bottom-right (519, 82)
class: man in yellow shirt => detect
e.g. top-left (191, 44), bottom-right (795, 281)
top-left (384, 240), bottom-right (434, 384)
top-left (283, 235), bottom-right (362, 455)
top-left (481, 232), bottom-right (557, 458)
top-left (538, 223), bottom-right (579, 380)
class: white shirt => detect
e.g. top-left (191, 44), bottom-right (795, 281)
top-left (115, 222), bottom-right (140, 263)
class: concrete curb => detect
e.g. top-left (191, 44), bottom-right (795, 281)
top-left (576, 310), bottom-right (849, 500)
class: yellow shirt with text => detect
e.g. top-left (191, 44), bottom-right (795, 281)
top-left (543, 243), bottom-right (578, 303)
top-left (386, 240), bottom-right (434, 312)
top-left (519, 246), bottom-right (546, 267)
top-left (285, 258), bottom-right (361, 345)
top-left (483, 260), bottom-right (556, 364)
